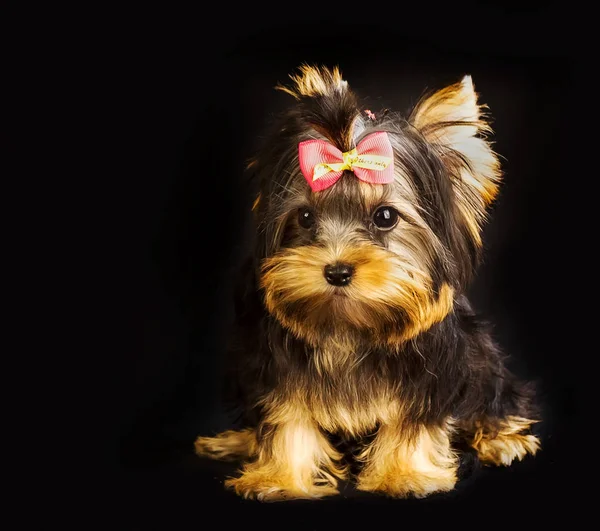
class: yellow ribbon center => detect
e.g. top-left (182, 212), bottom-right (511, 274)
top-left (312, 148), bottom-right (392, 181)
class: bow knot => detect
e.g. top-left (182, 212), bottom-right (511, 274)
top-left (342, 148), bottom-right (359, 169)
top-left (298, 132), bottom-right (395, 192)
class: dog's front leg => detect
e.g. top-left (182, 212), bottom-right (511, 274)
top-left (225, 400), bottom-right (346, 501)
top-left (357, 419), bottom-right (458, 498)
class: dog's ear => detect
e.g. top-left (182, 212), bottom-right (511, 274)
top-left (409, 76), bottom-right (501, 245)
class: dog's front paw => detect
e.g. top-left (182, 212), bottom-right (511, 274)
top-left (225, 470), bottom-right (338, 502)
top-left (357, 467), bottom-right (457, 499)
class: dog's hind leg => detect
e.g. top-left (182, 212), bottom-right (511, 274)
top-left (195, 428), bottom-right (257, 461)
top-left (463, 416), bottom-right (540, 466)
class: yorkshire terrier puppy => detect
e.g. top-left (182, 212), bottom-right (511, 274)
top-left (195, 65), bottom-right (540, 501)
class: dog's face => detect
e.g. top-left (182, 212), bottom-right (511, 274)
top-left (252, 67), bottom-right (500, 348)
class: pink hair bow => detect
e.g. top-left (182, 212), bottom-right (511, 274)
top-left (298, 131), bottom-right (395, 192)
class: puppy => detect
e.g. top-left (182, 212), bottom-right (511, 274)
top-left (195, 65), bottom-right (540, 501)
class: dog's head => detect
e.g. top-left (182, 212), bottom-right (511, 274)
top-left (251, 65), bottom-right (500, 348)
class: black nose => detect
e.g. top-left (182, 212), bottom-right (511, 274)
top-left (324, 264), bottom-right (354, 287)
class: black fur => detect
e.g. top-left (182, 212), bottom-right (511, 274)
top-left (226, 272), bottom-right (538, 442)
top-left (221, 67), bottom-right (538, 470)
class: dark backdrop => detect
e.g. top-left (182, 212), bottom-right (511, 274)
top-left (116, 4), bottom-right (584, 528)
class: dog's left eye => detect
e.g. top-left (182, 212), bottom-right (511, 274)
top-left (298, 207), bottom-right (315, 229)
top-left (373, 206), bottom-right (400, 230)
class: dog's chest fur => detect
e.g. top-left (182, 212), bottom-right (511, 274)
top-left (302, 343), bottom-right (401, 437)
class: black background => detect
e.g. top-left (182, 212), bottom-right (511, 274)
top-left (116, 4), bottom-right (585, 528)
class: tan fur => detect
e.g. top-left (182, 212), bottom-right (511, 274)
top-left (216, 395), bottom-right (457, 500)
top-left (225, 400), bottom-right (347, 501)
top-left (311, 330), bottom-right (360, 376)
top-left (357, 419), bottom-right (458, 498)
top-left (261, 243), bottom-right (449, 348)
top-left (470, 416), bottom-right (540, 466)
top-left (197, 69), bottom-right (535, 502)
top-left (411, 76), bottom-right (484, 138)
top-left (260, 172), bottom-right (455, 350)
top-left (276, 64), bottom-right (346, 100)
top-left (251, 193), bottom-right (261, 212)
top-left (307, 383), bottom-right (401, 438)
top-left (195, 428), bottom-right (257, 461)
top-left (410, 75), bottom-right (502, 245)
top-left (275, 65), bottom-right (359, 150)
top-left (387, 283), bottom-right (455, 346)
top-left (355, 180), bottom-right (387, 209)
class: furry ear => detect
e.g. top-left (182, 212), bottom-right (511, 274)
top-left (409, 76), bottom-right (501, 245)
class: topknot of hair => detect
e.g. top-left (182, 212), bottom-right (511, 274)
top-left (276, 64), bottom-right (348, 100)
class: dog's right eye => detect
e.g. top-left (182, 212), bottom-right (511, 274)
top-left (373, 206), bottom-right (400, 230)
top-left (298, 207), bottom-right (315, 229)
